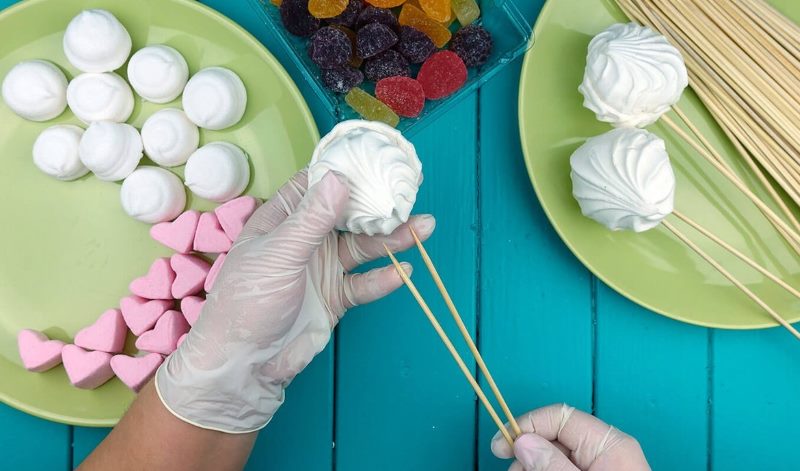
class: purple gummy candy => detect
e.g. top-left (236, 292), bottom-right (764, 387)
top-left (321, 66), bottom-right (364, 93)
top-left (308, 27), bottom-right (353, 69)
top-left (280, 0), bottom-right (320, 37)
top-left (396, 26), bottom-right (435, 64)
top-left (356, 22), bottom-right (398, 59)
top-left (363, 49), bottom-right (410, 82)
top-left (356, 6), bottom-right (398, 31)
top-left (328, 0), bottom-right (364, 29)
top-left (450, 24), bottom-right (494, 67)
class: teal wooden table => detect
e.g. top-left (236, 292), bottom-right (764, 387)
top-left (2, 1), bottom-right (798, 470)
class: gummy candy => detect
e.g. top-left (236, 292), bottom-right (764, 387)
top-left (356, 22), bottom-right (398, 59)
top-left (331, 25), bottom-right (363, 67)
top-left (396, 26), bottom-right (435, 64)
top-left (419, 0), bottom-right (451, 23)
top-left (376, 76), bottom-right (425, 117)
top-left (398, 3), bottom-right (451, 48)
top-left (308, 27), bottom-right (353, 69)
top-left (322, 66), bottom-right (364, 93)
top-left (357, 6), bottom-right (399, 31)
top-left (309, 0), bottom-right (348, 19)
top-left (328, 0), bottom-right (364, 29)
top-left (417, 50), bottom-right (467, 99)
top-left (364, 49), bottom-right (410, 81)
top-left (271, 0), bottom-right (282, 5)
top-left (450, 24), bottom-right (493, 67)
top-left (346, 87), bottom-right (400, 127)
top-left (451, 0), bottom-right (480, 25)
top-left (365, 0), bottom-right (407, 7)
top-left (280, 0), bottom-right (321, 37)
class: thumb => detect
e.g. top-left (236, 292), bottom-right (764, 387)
top-left (514, 434), bottom-right (580, 471)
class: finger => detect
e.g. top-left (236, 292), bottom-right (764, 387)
top-left (513, 434), bottom-right (580, 471)
top-left (338, 215), bottom-right (436, 272)
top-left (491, 403), bottom-right (571, 458)
top-left (237, 169), bottom-right (309, 242)
top-left (508, 462), bottom-right (526, 471)
top-left (342, 262), bottom-right (412, 309)
top-left (551, 441), bottom-right (570, 457)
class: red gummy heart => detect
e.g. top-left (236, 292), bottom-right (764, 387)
top-left (417, 50), bottom-right (467, 100)
top-left (375, 76), bottom-right (425, 118)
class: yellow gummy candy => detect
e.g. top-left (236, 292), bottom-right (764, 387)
top-left (451, 0), bottom-right (480, 26)
top-left (309, 0), bottom-right (348, 19)
top-left (399, 3), bottom-right (452, 48)
top-left (270, 0), bottom-right (282, 6)
top-left (345, 88), bottom-right (400, 128)
top-left (420, 0), bottom-right (452, 23)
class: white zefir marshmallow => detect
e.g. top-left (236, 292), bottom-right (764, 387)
top-left (141, 109), bottom-right (199, 167)
top-left (182, 67), bottom-right (247, 130)
top-left (79, 121), bottom-right (143, 181)
top-left (570, 127), bottom-right (675, 232)
top-left (184, 142), bottom-right (250, 202)
top-left (2, 60), bottom-right (68, 121)
top-left (127, 45), bottom-right (189, 103)
top-left (32, 125), bottom-right (88, 181)
top-left (579, 22), bottom-right (688, 128)
top-left (309, 120), bottom-right (423, 236)
top-left (121, 167), bottom-right (186, 223)
top-left (67, 72), bottom-right (134, 124)
top-left (63, 9), bottom-right (132, 73)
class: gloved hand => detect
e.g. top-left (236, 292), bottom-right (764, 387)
top-left (155, 169), bottom-right (435, 433)
top-left (491, 404), bottom-right (651, 471)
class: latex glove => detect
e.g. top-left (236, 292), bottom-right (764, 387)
top-left (156, 169), bottom-right (436, 433)
top-left (491, 404), bottom-right (651, 471)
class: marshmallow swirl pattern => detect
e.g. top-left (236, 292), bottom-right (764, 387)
top-left (121, 167), bottom-right (186, 224)
top-left (63, 9), bottom-right (132, 73)
top-left (579, 22), bottom-right (688, 128)
top-left (141, 109), bottom-right (199, 167)
top-left (309, 120), bottom-right (423, 236)
top-left (79, 121), bottom-right (143, 182)
top-left (182, 67), bottom-right (247, 131)
top-left (184, 142), bottom-right (250, 203)
top-left (33, 125), bottom-right (88, 181)
top-left (127, 45), bottom-right (189, 104)
top-left (67, 72), bottom-right (134, 124)
top-left (570, 128), bottom-right (675, 232)
top-left (2, 60), bottom-right (68, 121)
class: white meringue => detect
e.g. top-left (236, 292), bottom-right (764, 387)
top-left (127, 45), bottom-right (189, 103)
top-left (79, 121), bottom-right (143, 181)
top-left (32, 125), bottom-right (88, 181)
top-left (182, 67), bottom-right (247, 130)
top-left (67, 72), bottom-right (134, 124)
top-left (2, 60), bottom-right (68, 121)
top-left (579, 22), bottom-right (688, 128)
top-left (63, 9), bottom-right (132, 73)
top-left (121, 167), bottom-right (186, 224)
top-left (309, 120), bottom-right (423, 236)
top-left (184, 142), bottom-right (250, 202)
top-left (570, 128), bottom-right (675, 232)
top-left (141, 109), bottom-right (199, 167)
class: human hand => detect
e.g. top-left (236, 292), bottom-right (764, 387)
top-left (155, 169), bottom-right (436, 433)
top-left (491, 404), bottom-right (650, 471)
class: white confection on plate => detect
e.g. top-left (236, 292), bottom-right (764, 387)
top-left (570, 127), bottom-right (675, 232)
top-left (121, 167), bottom-right (186, 223)
top-left (308, 119), bottom-right (423, 236)
top-left (579, 22), bottom-right (688, 128)
top-left (79, 121), bottom-right (143, 181)
top-left (67, 72), bottom-right (134, 124)
top-left (184, 142), bottom-right (250, 202)
top-left (63, 9), bottom-right (132, 73)
top-left (32, 124), bottom-right (88, 181)
top-left (182, 67), bottom-right (247, 131)
top-left (1, 60), bottom-right (68, 121)
top-left (141, 108), bottom-right (199, 167)
top-left (127, 45), bottom-right (189, 103)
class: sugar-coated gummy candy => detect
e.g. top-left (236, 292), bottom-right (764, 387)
top-left (328, 0), bottom-right (364, 29)
top-left (357, 6), bottom-right (399, 31)
top-left (308, 27), bottom-right (353, 68)
top-left (346, 87), bottom-right (400, 127)
top-left (331, 25), bottom-right (363, 67)
top-left (450, 24), bottom-right (493, 67)
top-left (376, 76), bottom-right (425, 118)
top-left (417, 50), bottom-right (467, 99)
top-left (396, 26), bottom-right (435, 64)
top-left (280, 0), bottom-right (321, 37)
top-left (364, 49), bottom-right (410, 81)
top-left (398, 3), bottom-right (451, 48)
top-left (451, 0), bottom-right (480, 25)
top-left (322, 65), bottom-right (364, 93)
top-left (419, 0), bottom-right (451, 23)
top-left (365, 0), bottom-right (408, 7)
top-left (309, 0), bottom-right (348, 18)
top-left (356, 22), bottom-right (398, 59)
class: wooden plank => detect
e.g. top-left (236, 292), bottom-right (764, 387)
top-left (0, 404), bottom-right (70, 470)
top-left (334, 96), bottom-right (479, 470)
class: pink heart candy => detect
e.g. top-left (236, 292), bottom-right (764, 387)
top-left (120, 296), bottom-right (173, 336)
top-left (170, 254), bottom-right (211, 299)
top-left (176, 333), bottom-right (188, 348)
top-left (74, 309), bottom-right (128, 354)
top-left (180, 296), bottom-right (206, 327)
top-left (61, 344), bottom-right (115, 389)
top-left (135, 310), bottom-right (190, 355)
top-left (110, 353), bottom-right (164, 392)
top-left (194, 212), bottom-right (233, 254)
top-left (17, 329), bottom-right (65, 372)
top-left (130, 258), bottom-right (175, 300)
top-left (150, 210), bottom-right (200, 254)
top-left (215, 196), bottom-right (259, 241)
top-left (204, 253), bottom-right (227, 293)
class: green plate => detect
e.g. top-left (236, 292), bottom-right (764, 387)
top-left (0, 0), bottom-right (318, 426)
top-left (519, 0), bottom-right (800, 329)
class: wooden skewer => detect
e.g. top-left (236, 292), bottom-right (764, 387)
top-left (383, 245), bottom-right (516, 447)
top-left (409, 228), bottom-right (522, 438)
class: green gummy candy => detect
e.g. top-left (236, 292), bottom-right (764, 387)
top-left (451, 0), bottom-right (480, 25)
top-left (345, 88), bottom-right (400, 128)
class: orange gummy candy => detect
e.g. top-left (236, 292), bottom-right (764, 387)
top-left (365, 0), bottom-right (408, 7)
top-left (399, 3), bottom-right (452, 48)
top-left (270, 0), bottom-right (282, 5)
top-left (419, 0), bottom-right (451, 23)
top-left (309, 0), bottom-right (348, 18)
